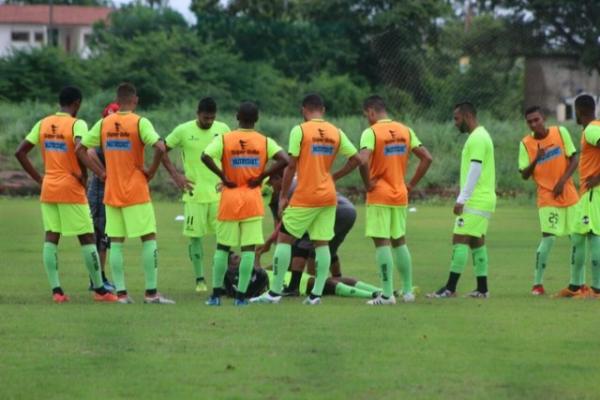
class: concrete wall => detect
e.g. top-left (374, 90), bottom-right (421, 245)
top-left (0, 24), bottom-right (46, 57)
top-left (525, 56), bottom-right (600, 119)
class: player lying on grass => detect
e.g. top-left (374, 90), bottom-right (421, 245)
top-left (223, 252), bottom-right (382, 299)
top-left (14, 86), bottom-right (117, 303)
top-left (201, 101), bottom-right (288, 306)
top-left (518, 106), bottom-right (581, 296)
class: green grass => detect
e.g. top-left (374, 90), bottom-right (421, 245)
top-left (1, 198), bottom-right (600, 400)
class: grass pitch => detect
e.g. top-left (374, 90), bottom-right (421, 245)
top-left (1, 198), bottom-right (599, 400)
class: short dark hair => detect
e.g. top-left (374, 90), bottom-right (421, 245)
top-left (575, 95), bottom-right (596, 116)
top-left (58, 86), bottom-right (82, 106)
top-left (116, 82), bottom-right (137, 102)
top-left (454, 101), bottom-right (477, 117)
top-left (238, 101), bottom-right (259, 124)
top-left (363, 95), bottom-right (387, 112)
top-left (524, 105), bottom-right (542, 117)
top-left (197, 97), bottom-right (217, 114)
top-left (302, 93), bottom-right (325, 110)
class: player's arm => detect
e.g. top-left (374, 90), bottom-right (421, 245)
top-left (278, 156), bottom-right (297, 218)
top-left (454, 160), bottom-right (482, 215)
top-left (162, 145), bottom-right (193, 191)
top-left (520, 143), bottom-right (546, 180)
top-left (14, 140), bottom-right (43, 185)
top-left (582, 126), bottom-right (600, 189)
top-left (358, 148), bottom-right (373, 191)
top-left (408, 145), bottom-right (433, 191)
top-left (201, 137), bottom-right (236, 188)
top-left (332, 130), bottom-right (361, 181)
top-left (76, 119), bottom-right (106, 180)
top-left (248, 149), bottom-right (289, 188)
top-left (144, 140), bottom-right (166, 182)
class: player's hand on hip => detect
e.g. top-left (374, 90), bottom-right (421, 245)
top-left (174, 172), bottom-right (194, 191)
top-left (585, 175), bottom-right (600, 190)
top-left (552, 180), bottom-right (565, 198)
top-left (247, 175), bottom-right (264, 188)
top-left (222, 178), bottom-right (237, 188)
top-left (453, 202), bottom-right (464, 216)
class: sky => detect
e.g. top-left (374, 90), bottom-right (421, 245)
top-left (112, 0), bottom-right (197, 24)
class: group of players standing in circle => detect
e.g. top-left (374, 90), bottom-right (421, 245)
top-left (14, 82), bottom-right (600, 304)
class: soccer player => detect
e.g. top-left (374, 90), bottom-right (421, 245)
top-left (14, 86), bottom-right (117, 303)
top-left (86, 102), bottom-right (120, 292)
top-left (359, 95), bottom-right (432, 305)
top-left (76, 83), bottom-right (175, 304)
top-left (565, 94), bottom-right (600, 298)
top-left (250, 93), bottom-right (361, 305)
top-left (161, 98), bottom-right (230, 292)
top-left (518, 106), bottom-right (580, 295)
top-left (201, 101), bottom-right (288, 306)
top-left (427, 102), bottom-right (496, 298)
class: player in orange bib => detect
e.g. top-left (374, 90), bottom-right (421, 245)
top-left (201, 102), bottom-right (288, 306)
top-left (14, 86), bottom-right (117, 303)
top-left (359, 95), bottom-right (433, 305)
top-left (76, 83), bottom-right (174, 304)
top-left (250, 93), bottom-right (362, 305)
top-left (518, 106), bottom-right (581, 296)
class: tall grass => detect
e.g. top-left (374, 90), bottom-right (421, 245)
top-left (0, 98), bottom-right (583, 201)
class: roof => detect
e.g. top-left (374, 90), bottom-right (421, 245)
top-left (0, 5), bottom-right (111, 26)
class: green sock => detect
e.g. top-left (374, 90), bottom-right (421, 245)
top-left (142, 240), bottom-right (158, 290)
top-left (334, 282), bottom-right (374, 299)
top-left (590, 235), bottom-right (600, 289)
top-left (393, 244), bottom-right (413, 294)
top-left (110, 242), bottom-right (126, 292)
top-left (353, 281), bottom-right (383, 293)
top-left (81, 244), bottom-right (103, 289)
top-left (534, 236), bottom-right (555, 285)
top-left (311, 245), bottom-right (331, 296)
top-left (375, 246), bottom-right (394, 298)
top-left (270, 243), bottom-right (291, 294)
top-left (237, 251), bottom-right (255, 294)
top-left (212, 249), bottom-right (229, 290)
top-left (570, 234), bottom-right (586, 286)
top-left (189, 237), bottom-right (204, 280)
top-left (450, 244), bottom-right (469, 274)
top-left (43, 242), bottom-right (60, 290)
top-left (472, 245), bottom-right (489, 276)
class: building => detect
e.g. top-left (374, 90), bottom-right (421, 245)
top-left (525, 55), bottom-right (600, 121)
top-left (0, 4), bottom-right (111, 58)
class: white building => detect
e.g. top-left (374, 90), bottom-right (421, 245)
top-left (0, 4), bottom-right (111, 58)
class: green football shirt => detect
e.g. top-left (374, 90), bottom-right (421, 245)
top-left (584, 123), bottom-right (600, 146)
top-left (359, 119), bottom-right (422, 150)
top-left (165, 120), bottom-right (230, 203)
top-left (461, 126), bottom-right (496, 212)
top-left (204, 129), bottom-right (281, 160)
top-left (288, 120), bottom-right (357, 157)
top-left (82, 112), bottom-right (159, 148)
top-left (517, 126), bottom-right (576, 170)
top-left (26, 112), bottom-right (88, 144)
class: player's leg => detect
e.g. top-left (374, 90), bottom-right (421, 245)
top-left (365, 205), bottom-right (395, 304)
top-left (560, 197), bottom-right (592, 297)
top-left (105, 205), bottom-right (129, 302)
top-left (587, 193), bottom-right (600, 296)
top-left (427, 233), bottom-right (469, 298)
top-left (283, 241), bottom-right (310, 296)
top-left (41, 203), bottom-right (66, 302)
top-left (206, 242), bottom-right (230, 306)
top-left (532, 207), bottom-right (562, 294)
top-left (469, 235), bottom-right (489, 297)
top-left (234, 218), bottom-right (264, 305)
top-left (305, 206), bottom-right (336, 304)
top-left (184, 201), bottom-right (214, 292)
top-left (390, 206), bottom-right (414, 301)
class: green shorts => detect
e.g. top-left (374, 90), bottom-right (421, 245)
top-left (453, 207), bottom-right (492, 238)
top-left (365, 205), bottom-right (407, 239)
top-left (282, 206), bottom-right (336, 241)
top-left (183, 201), bottom-right (217, 237)
top-left (216, 217), bottom-right (263, 247)
top-left (106, 202), bottom-right (156, 238)
top-left (41, 202), bottom-right (94, 236)
top-left (538, 204), bottom-right (579, 236)
top-left (573, 189), bottom-right (600, 235)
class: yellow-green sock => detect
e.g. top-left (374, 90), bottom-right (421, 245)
top-left (110, 242), bottom-right (126, 292)
top-left (311, 245), bottom-right (331, 296)
top-left (450, 244), bottom-right (469, 274)
top-left (43, 242), bottom-right (60, 290)
top-left (376, 245), bottom-right (394, 298)
top-left (534, 236), bottom-right (555, 285)
top-left (189, 237), bottom-right (204, 280)
top-left (212, 249), bottom-right (229, 290)
top-left (393, 244), bottom-right (412, 294)
top-left (81, 244), bottom-right (103, 289)
top-left (334, 282), bottom-right (374, 299)
top-left (142, 240), bottom-right (158, 291)
top-left (237, 251), bottom-right (255, 294)
top-left (590, 235), bottom-right (600, 289)
top-left (270, 243), bottom-right (291, 295)
top-left (570, 234), bottom-right (586, 285)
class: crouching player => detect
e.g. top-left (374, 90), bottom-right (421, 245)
top-left (201, 101), bottom-right (288, 306)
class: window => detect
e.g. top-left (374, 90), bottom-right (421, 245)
top-left (11, 31), bottom-right (30, 42)
top-left (34, 32), bottom-right (44, 43)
